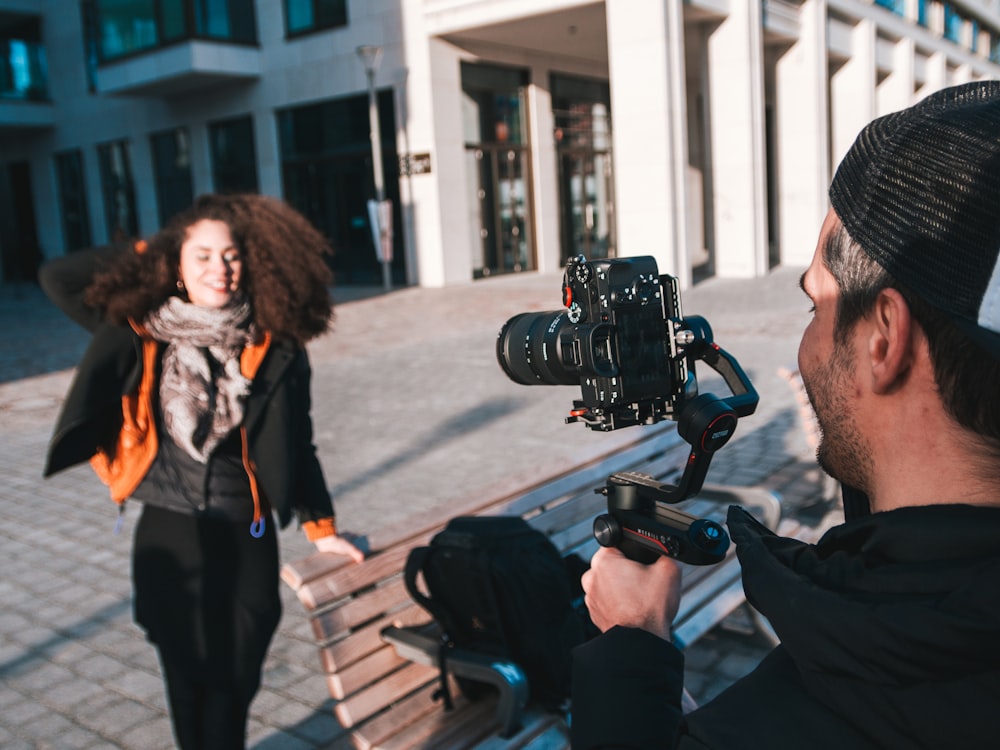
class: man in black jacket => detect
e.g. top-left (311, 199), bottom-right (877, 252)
top-left (572, 81), bottom-right (1000, 749)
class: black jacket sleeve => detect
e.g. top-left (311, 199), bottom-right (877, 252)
top-left (38, 244), bottom-right (123, 333)
top-left (288, 349), bottom-right (335, 525)
top-left (572, 626), bottom-right (686, 749)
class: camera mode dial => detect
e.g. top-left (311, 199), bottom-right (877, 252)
top-left (633, 274), bottom-right (656, 303)
top-left (574, 262), bottom-right (593, 284)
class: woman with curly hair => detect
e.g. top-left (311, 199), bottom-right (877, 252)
top-left (41, 193), bottom-right (364, 750)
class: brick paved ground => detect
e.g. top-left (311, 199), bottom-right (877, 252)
top-left (0, 266), bottom-right (835, 748)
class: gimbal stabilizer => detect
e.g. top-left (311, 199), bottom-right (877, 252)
top-left (592, 315), bottom-right (759, 565)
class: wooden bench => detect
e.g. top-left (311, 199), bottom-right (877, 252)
top-left (281, 423), bottom-right (782, 750)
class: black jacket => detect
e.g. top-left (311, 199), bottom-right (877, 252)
top-left (40, 248), bottom-right (335, 530)
top-left (572, 503), bottom-right (1000, 749)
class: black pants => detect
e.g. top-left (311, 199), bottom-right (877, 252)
top-left (133, 505), bottom-right (282, 750)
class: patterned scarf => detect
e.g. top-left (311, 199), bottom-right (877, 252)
top-left (144, 296), bottom-right (253, 463)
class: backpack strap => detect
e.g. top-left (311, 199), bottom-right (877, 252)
top-left (404, 545), bottom-right (456, 710)
top-left (434, 635), bottom-right (455, 711)
top-left (403, 546), bottom-right (436, 615)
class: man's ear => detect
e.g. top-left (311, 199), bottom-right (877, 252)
top-left (868, 288), bottom-right (914, 394)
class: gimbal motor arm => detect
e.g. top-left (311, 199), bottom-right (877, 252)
top-left (594, 321), bottom-right (759, 565)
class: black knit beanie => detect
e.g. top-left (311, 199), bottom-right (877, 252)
top-left (829, 80), bottom-right (1000, 357)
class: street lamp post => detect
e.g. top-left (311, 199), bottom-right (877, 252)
top-left (356, 44), bottom-right (392, 291)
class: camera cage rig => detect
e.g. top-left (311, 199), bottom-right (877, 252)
top-left (563, 261), bottom-right (760, 565)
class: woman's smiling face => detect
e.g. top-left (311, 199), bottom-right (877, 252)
top-left (178, 219), bottom-right (243, 308)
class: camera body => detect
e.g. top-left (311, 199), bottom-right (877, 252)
top-left (497, 254), bottom-right (691, 431)
top-left (563, 255), bottom-right (689, 429)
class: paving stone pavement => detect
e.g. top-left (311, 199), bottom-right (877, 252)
top-left (0, 265), bottom-right (836, 748)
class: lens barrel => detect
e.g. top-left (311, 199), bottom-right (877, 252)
top-left (496, 311), bottom-right (580, 386)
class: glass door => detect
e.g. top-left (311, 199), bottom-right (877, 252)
top-left (552, 74), bottom-right (615, 264)
top-left (461, 62), bottom-right (534, 278)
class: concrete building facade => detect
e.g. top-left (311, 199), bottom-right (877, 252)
top-left (2, 0), bottom-right (999, 289)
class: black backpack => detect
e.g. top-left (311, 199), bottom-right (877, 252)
top-left (403, 515), bottom-right (596, 710)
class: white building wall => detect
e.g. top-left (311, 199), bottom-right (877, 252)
top-left (3, 0), bottom-right (1000, 285)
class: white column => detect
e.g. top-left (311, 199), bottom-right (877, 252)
top-left (605, 0), bottom-right (689, 285)
top-left (188, 122), bottom-right (213, 197)
top-left (254, 108), bottom-right (283, 198)
top-left (877, 36), bottom-right (915, 115)
top-left (830, 18), bottom-right (876, 170)
top-left (527, 65), bottom-right (561, 275)
top-left (774, 0), bottom-right (829, 266)
top-left (917, 51), bottom-right (948, 99)
top-left (396, 28), bottom-right (471, 287)
top-left (705, 0), bottom-right (768, 278)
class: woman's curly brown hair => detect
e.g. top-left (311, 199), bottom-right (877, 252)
top-left (86, 193), bottom-right (335, 345)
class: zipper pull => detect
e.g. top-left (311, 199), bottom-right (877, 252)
top-left (114, 504), bottom-right (126, 536)
top-left (250, 517), bottom-right (266, 538)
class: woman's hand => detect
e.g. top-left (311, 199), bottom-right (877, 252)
top-left (314, 534), bottom-right (365, 563)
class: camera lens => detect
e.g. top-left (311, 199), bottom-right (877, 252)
top-left (496, 311), bottom-right (580, 386)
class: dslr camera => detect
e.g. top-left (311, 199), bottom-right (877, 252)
top-left (497, 254), bottom-right (758, 565)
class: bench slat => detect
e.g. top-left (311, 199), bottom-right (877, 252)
top-left (297, 538), bottom-right (431, 611)
top-left (673, 576), bottom-right (748, 649)
top-left (311, 576), bottom-right (410, 643)
top-left (373, 699), bottom-right (498, 750)
top-left (334, 661), bottom-right (440, 729)
top-left (470, 710), bottom-right (565, 750)
top-left (330, 644), bottom-right (410, 700)
top-left (348, 678), bottom-right (469, 750)
top-left (321, 604), bottom-right (429, 672)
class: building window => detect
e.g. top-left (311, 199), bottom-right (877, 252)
top-left (277, 91), bottom-right (401, 285)
top-left (874, 0), bottom-right (905, 16)
top-left (150, 127), bottom-right (194, 225)
top-left (284, 0), bottom-right (347, 36)
top-left (917, 0), bottom-right (930, 27)
top-left (943, 4), bottom-right (963, 44)
top-left (210, 115), bottom-right (259, 193)
top-left (992, 32), bottom-right (1000, 63)
top-left (84, 0), bottom-right (257, 63)
top-left (97, 140), bottom-right (139, 241)
top-left (0, 13), bottom-right (48, 101)
top-left (54, 150), bottom-right (92, 252)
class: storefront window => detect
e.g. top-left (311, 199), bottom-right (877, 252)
top-left (210, 115), bottom-right (259, 194)
top-left (97, 140), bottom-right (139, 241)
top-left (150, 127), bottom-right (194, 225)
top-left (55, 150), bottom-right (92, 252)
